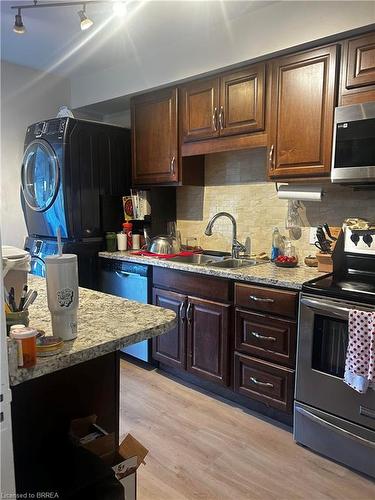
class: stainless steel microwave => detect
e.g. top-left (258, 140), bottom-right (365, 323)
top-left (331, 101), bottom-right (375, 184)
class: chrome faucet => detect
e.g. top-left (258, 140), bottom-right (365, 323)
top-left (204, 212), bottom-right (247, 259)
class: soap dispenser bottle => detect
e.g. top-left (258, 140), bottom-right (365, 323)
top-left (271, 227), bottom-right (281, 261)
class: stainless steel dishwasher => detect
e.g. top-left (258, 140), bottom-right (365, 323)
top-left (99, 258), bottom-right (151, 362)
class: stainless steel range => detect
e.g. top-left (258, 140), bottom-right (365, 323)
top-left (294, 223), bottom-right (375, 478)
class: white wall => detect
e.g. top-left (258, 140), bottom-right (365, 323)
top-left (1, 61), bottom-right (71, 248)
top-left (70, 0), bottom-right (375, 108)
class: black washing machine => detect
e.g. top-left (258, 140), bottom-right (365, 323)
top-left (21, 118), bottom-right (131, 288)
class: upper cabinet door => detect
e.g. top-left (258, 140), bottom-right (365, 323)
top-left (340, 32), bottom-right (375, 106)
top-left (345, 32), bottom-right (375, 90)
top-left (131, 88), bottom-right (178, 185)
top-left (269, 45), bottom-right (338, 179)
top-left (181, 77), bottom-right (220, 142)
top-left (219, 63), bottom-right (266, 137)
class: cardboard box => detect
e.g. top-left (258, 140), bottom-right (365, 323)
top-left (70, 415), bottom-right (149, 500)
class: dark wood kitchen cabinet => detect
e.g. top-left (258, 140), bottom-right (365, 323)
top-left (131, 87), bottom-right (204, 186)
top-left (340, 32), bottom-right (375, 106)
top-left (152, 288), bottom-right (186, 369)
top-left (152, 269), bottom-right (231, 386)
top-left (219, 64), bottom-right (266, 137)
top-left (132, 87), bottom-right (179, 185)
top-left (181, 64), bottom-right (265, 143)
top-left (234, 282), bottom-right (297, 413)
top-left (181, 77), bottom-right (220, 142)
top-left (234, 353), bottom-right (295, 413)
top-left (268, 45), bottom-right (338, 179)
top-left (187, 297), bottom-right (230, 385)
top-left (180, 63), bottom-right (266, 153)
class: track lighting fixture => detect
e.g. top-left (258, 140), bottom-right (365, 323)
top-left (13, 8), bottom-right (26, 34)
top-left (10, 1), bottom-right (129, 35)
top-left (78, 5), bottom-right (94, 31)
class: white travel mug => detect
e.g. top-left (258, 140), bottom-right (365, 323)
top-left (132, 234), bottom-right (140, 250)
top-left (45, 254), bottom-right (79, 341)
top-left (117, 232), bottom-right (127, 251)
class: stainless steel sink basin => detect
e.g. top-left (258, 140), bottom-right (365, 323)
top-left (170, 254), bottom-right (225, 265)
top-left (208, 258), bottom-right (259, 269)
top-left (170, 254), bottom-right (260, 269)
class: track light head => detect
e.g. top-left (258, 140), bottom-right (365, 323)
top-left (13, 9), bottom-right (26, 34)
top-left (78, 5), bottom-right (93, 31)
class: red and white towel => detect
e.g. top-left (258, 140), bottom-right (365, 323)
top-left (344, 309), bottom-right (375, 393)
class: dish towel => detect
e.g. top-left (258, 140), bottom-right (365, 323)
top-left (344, 309), bottom-right (375, 393)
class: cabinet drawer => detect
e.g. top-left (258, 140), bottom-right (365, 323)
top-left (234, 353), bottom-right (294, 413)
top-left (235, 283), bottom-right (297, 318)
top-left (235, 309), bottom-right (296, 367)
top-left (153, 267), bottom-right (231, 302)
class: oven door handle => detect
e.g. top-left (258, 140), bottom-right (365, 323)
top-left (300, 297), bottom-right (352, 320)
top-left (296, 406), bottom-right (375, 449)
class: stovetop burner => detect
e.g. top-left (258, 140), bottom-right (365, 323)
top-left (303, 272), bottom-right (375, 304)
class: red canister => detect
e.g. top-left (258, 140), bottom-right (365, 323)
top-left (122, 222), bottom-right (133, 249)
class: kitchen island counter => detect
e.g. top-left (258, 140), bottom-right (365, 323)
top-left (8, 275), bottom-right (176, 386)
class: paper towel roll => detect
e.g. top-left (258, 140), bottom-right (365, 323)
top-left (277, 184), bottom-right (323, 202)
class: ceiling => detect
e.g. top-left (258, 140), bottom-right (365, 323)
top-left (1, 0), bottom-right (275, 78)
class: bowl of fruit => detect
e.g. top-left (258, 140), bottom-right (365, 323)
top-left (274, 255), bottom-right (298, 268)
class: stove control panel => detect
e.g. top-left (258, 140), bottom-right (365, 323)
top-left (345, 228), bottom-right (375, 255)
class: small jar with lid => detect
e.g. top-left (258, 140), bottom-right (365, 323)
top-left (105, 232), bottom-right (117, 252)
top-left (10, 326), bottom-right (38, 368)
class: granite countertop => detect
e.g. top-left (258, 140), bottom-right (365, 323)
top-left (99, 251), bottom-right (325, 290)
top-left (8, 276), bottom-right (176, 386)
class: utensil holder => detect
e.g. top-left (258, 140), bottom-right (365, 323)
top-left (6, 310), bottom-right (29, 335)
top-left (316, 252), bottom-right (333, 273)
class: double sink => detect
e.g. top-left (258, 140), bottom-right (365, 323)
top-left (170, 253), bottom-right (260, 269)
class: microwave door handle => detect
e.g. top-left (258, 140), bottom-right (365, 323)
top-left (300, 297), bottom-right (351, 320)
top-left (295, 406), bottom-right (375, 449)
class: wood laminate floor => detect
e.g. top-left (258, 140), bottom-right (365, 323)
top-left (119, 359), bottom-right (375, 500)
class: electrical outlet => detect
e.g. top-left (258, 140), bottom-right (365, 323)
top-left (309, 227), bottom-right (318, 245)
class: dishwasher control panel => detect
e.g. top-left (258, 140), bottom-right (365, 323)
top-left (100, 258), bottom-right (150, 277)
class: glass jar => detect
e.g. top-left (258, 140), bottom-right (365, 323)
top-left (105, 232), bottom-right (117, 252)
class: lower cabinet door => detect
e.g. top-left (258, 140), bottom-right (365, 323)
top-left (152, 288), bottom-right (187, 369)
top-left (234, 352), bottom-right (295, 413)
top-left (186, 297), bottom-right (230, 385)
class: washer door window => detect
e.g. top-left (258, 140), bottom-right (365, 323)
top-left (21, 139), bottom-right (59, 212)
top-left (30, 256), bottom-right (46, 278)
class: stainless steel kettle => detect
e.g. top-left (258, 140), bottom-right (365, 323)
top-left (143, 228), bottom-right (181, 254)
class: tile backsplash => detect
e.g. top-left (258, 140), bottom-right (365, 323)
top-left (176, 149), bottom-right (375, 258)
